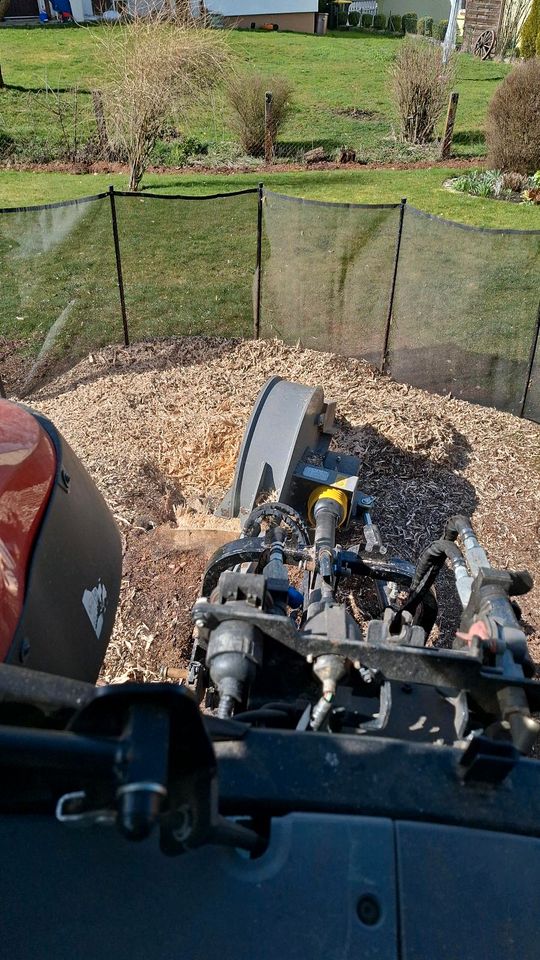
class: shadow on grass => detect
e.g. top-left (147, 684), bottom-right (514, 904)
top-left (452, 130), bottom-right (486, 148)
top-left (275, 138), bottom-right (344, 157)
top-left (458, 74), bottom-right (506, 83)
top-left (3, 84), bottom-right (92, 94)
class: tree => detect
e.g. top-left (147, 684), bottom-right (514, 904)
top-left (98, 12), bottom-right (229, 191)
top-left (390, 39), bottom-right (455, 145)
top-left (521, 0), bottom-right (540, 58)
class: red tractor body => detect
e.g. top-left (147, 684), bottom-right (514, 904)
top-left (0, 399), bottom-right (121, 682)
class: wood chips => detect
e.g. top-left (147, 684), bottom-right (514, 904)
top-left (27, 335), bottom-right (540, 681)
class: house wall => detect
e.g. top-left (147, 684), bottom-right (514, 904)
top-left (70, 0), bottom-right (94, 18)
top-left (378, 0), bottom-right (451, 23)
top-left (222, 10), bottom-right (315, 29)
top-left (209, 0), bottom-right (315, 12)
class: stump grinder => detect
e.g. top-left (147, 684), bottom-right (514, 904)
top-left (0, 381), bottom-right (539, 960)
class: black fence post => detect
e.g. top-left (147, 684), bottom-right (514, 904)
top-left (381, 197), bottom-right (406, 373)
top-left (108, 184), bottom-right (130, 348)
top-left (254, 182), bottom-right (264, 339)
top-left (518, 299), bottom-right (540, 419)
top-left (0, 376), bottom-right (6, 399)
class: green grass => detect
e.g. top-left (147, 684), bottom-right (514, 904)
top-left (1, 168), bottom-right (540, 229)
top-left (0, 26), bottom-right (509, 163)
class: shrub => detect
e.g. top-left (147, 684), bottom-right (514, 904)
top-left (373, 13), bottom-right (387, 29)
top-left (348, 10), bottom-right (360, 26)
top-left (337, 10), bottom-right (348, 25)
top-left (361, 12), bottom-right (373, 26)
top-left (98, 14), bottom-right (229, 191)
top-left (390, 37), bottom-right (455, 144)
top-left (402, 12), bottom-right (418, 32)
top-left (387, 13), bottom-right (402, 31)
top-left (521, 0), bottom-right (540, 57)
top-left (435, 19), bottom-right (448, 39)
top-left (452, 169), bottom-right (504, 198)
top-left (226, 72), bottom-right (293, 158)
top-left (417, 15), bottom-right (432, 34)
top-left (486, 58), bottom-right (540, 174)
top-left (0, 131), bottom-right (14, 159)
top-left (501, 171), bottom-right (527, 192)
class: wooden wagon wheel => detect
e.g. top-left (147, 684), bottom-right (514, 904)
top-left (474, 29), bottom-right (496, 59)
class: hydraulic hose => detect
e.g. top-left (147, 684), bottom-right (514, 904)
top-left (443, 515), bottom-right (490, 579)
top-left (409, 539), bottom-right (466, 594)
top-left (394, 538), bottom-right (468, 630)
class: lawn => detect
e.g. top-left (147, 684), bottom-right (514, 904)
top-left (0, 25), bottom-right (509, 163)
top-left (1, 168), bottom-right (540, 229)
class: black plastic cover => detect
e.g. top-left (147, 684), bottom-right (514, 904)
top-left (8, 411), bottom-right (121, 683)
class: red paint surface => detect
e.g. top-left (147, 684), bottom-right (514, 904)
top-left (0, 400), bottom-right (56, 659)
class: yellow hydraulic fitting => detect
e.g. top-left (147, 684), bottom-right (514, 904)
top-left (307, 485), bottom-right (348, 527)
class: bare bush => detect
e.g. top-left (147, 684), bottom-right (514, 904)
top-left (390, 38), bottom-right (455, 145)
top-left (226, 72), bottom-right (293, 158)
top-left (97, 13), bottom-right (230, 190)
top-left (486, 59), bottom-right (540, 175)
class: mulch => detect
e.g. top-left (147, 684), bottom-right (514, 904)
top-left (24, 335), bottom-right (540, 682)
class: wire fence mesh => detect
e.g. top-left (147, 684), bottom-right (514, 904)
top-left (0, 194), bottom-right (119, 396)
top-left (260, 191), bottom-right (540, 422)
top-left (387, 207), bottom-right (540, 417)
top-left (259, 191), bottom-right (400, 365)
top-left (0, 186), bottom-right (539, 426)
top-left (113, 190), bottom-right (258, 344)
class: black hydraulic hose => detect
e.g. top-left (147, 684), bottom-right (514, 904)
top-left (443, 514), bottom-right (475, 542)
top-left (392, 538), bottom-right (466, 631)
top-left (409, 539), bottom-right (465, 594)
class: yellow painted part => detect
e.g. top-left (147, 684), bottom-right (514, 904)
top-left (307, 485), bottom-right (348, 527)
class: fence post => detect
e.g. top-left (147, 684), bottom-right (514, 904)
top-left (264, 92), bottom-right (273, 164)
top-left (440, 92), bottom-right (459, 161)
top-left (254, 182), bottom-right (264, 339)
top-left (108, 184), bottom-right (130, 348)
top-left (518, 300), bottom-right (540, 419)
top-left (381, 197), bottom-right (406, 373)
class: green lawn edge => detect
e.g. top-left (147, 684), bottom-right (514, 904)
top-left (1, 169), bottom-right (540, 229)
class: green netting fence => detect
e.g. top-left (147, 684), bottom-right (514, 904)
top-left (0, 186), bottom-right (538, 424)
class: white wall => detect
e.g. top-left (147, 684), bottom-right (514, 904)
top-left (206, 0), bottom-right (317, 14)
top-left (71, 0), bottom-right (98, 19)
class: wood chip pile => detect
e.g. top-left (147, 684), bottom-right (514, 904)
top-left (28, 336), bottom-right (540, 681)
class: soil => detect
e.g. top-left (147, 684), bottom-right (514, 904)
top-left (333, 107), bottom-right (386, 122)
top-left (16, 335), bottom-right (540, 684)
top-left (0, 337), bottom-right (29, 392)
top-left (0, 156), bottom-right (482, 186)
